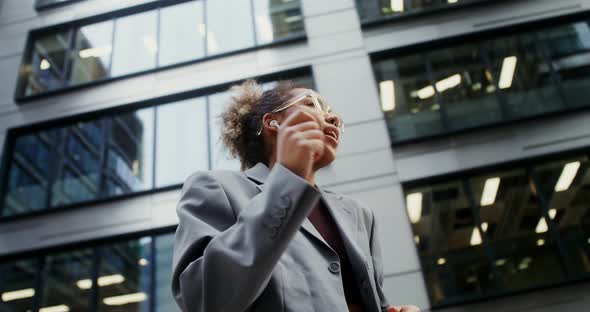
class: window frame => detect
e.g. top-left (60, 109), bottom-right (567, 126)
top-left (0, 226), bottom-right (177, 312)
top-left (402, 144), bottom-right (590, 308)
top-left (370, 10), bottom-right (590, 146)
top-left (16, 0), bottom-right (307, 103)
top-left (0, 66), bottom-right (313, 222)
top-left (35, 0), bottom-right (86, 11)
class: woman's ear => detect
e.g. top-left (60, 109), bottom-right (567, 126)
top-left (262, 113), bottom-right (279, 135)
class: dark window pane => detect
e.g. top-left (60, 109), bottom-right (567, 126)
top-left (2, 133), bottom-right (53, 216)
top-left (206, 0), bottom-right (255, 55)
top-left (358, 0), bottom-right (473, 22)
top-left (541, 21), bottom-right (590, 109)
top-left (532, 157), bottom-right (590, 277)
top-left (98, 237), bottom-right (152, 312)
top-left (0, 259), bottom-right (37, 311)
top-left (469, 170), bottom-right (566, 291)
top-left (253, 0), bottom-right (304, 45)
top-left (22, 31), bottom-right (70, 96)
top-left (40, 249), bottom-right (93, 311)
top-left (158, 1), bottom-right (206, 66)
top-left (406, 181), bottom-right (494, 304)
top-left (427, 44), bottom-right (503, 130)
top-left (486, 33), bottom-right (563, 118)
top-left (375, 55), bottom-right (444, 141)
top-left (155, 98), bottom-right (208, 187)
top-left (105, 108), bottom-right (154, 194)
top-left (68, 20), bottom-right (114, 85)
top-left (111, 11), bottom-right (158, 76)
top-left (155, 234), bottom-right (180, 312)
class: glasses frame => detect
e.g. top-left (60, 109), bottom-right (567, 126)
top-left (256, 89), bottom-right (343, 136)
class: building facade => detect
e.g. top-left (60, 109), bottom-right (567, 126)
top-left (0, 0), bottom-right (589, 311)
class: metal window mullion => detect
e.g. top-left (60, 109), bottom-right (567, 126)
top-left (107, 17), bottom-right (117, 77)
top-left (479, 42), bottom-right (511, 121)
top-left (155, 6), bottom-right (161, 68)
top-left (152, 107), bottom-right (158, 189)
top-left (91, 248), bottom-right (101, 312)
top-left (462, 179), bottom-right (505, 292)
top-left (97, 119), bottom-right (111, 198)
top-left (203, 0), bottom-right (209, 56)
top-left (62, 28), bottom-right (75, 87)
top-left (31, 256), bottom-right (44, 312)
top-left (423, 56), bottom-right (451, 131)
top-left (149, 236), bottom-right (157, 312)
top-left (526, 166), bottom-right (575, 279)
top-left (249, 0), bottom-right (259, 46)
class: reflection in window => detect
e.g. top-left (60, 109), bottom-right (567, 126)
top-left (68, 20), bottom-right (114, 85)
top-left (253, 0), bottom-right (304, 45)
top-left (357, 0), bottom-right (478, 22)
top-left (22, 31), bottom-right (70, 96)
top-left (156, 98), bottom-right (208, 187)
top-left (374, 18), bottom-right (590, 143)
top-left (18, 0), bottom-right (306, 98)
top-left (40, 249), bottom-right (93, 311)
top-left (111, 11), bottom-right (158, 76)
top-left (0, 259), bottom-right (37, 312)
top-left (98, 238), bottom-right (151, 312)
top-left (206, 0), bottom-right (255, 55)
top-left (159, 1), bottom-right (206, 66)
top-left (155, 234), bottom-right (180, 311)
top-left (405, 151), bottom-right (590, 305)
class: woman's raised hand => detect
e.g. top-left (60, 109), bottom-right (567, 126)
top-left (276, 108), bottom-right (325, 183)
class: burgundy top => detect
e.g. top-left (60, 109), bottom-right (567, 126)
top-left (307, 199), bottom-right (364, 308)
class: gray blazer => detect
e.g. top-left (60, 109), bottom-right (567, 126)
top-left (171, 162), bottom-right (390, 312)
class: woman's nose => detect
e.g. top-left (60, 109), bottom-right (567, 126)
top-left (325, 113), bottom-right (341, 127)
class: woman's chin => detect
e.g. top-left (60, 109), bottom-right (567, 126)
top-left (315, 147), bottom-right (337, 169)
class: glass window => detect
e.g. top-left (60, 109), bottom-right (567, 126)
top-left (155, 234), bottom-right (180, 312)
top-left (376, 55), bottom-right (444, 141)
top-left (156, 98), bottom-right (209, 187)
top-left (40, 249), bottom-right (93, 311)
top-left (159, 1), bottom-right (206, 67)
top-left (98, 237), bottom-right (152, 312)
top-left (36, 0), bottom-right (83, 10)
top-left (0, 259), bottom-right (37, 311)
top-left (208, 91), bottom-right (241, 171)
top-left (357, 0), bottom-right (483, 22)
top-left (111, 11), bottom-right (158, 76)
top-left (21, 31), bottom-right (71, 96)
top-left (252, 0), bottom-right (304, 45)
top-left (68, 20), bottom-right (114, 85)
top-left (541, 21), bottom-right (590, 109)
top-left (105, 108), bottom-right (155, 195)
top-left (206, 0), bottom-right (255, 55)
top-left (404, 151), bottom-right (590, 306)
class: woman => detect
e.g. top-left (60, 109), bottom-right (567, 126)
top-left (171, 80), bottom-right (420, 312)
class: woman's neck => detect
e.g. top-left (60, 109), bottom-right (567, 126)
top-left (267, 156), bottom-right (316, 186)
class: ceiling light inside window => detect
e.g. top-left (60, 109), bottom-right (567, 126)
top-left (554, 161), bottom-right (580, 192)
top-left (480, 177), bottom-right (500, 206)
top-left (535, 217), bottom-right (548, 234)
top-left (1, 288), bottom-right (35, 302)
top-left (406, 192), bottom-right (423, 224)
top-left (390, 0), bottom-right (404, 12)
top-left (379, 80), bottom-right (396, 111)
top-left (470, 227), bottom-right (482, 246)
top-left (499, 56), bottom-right (517, 89)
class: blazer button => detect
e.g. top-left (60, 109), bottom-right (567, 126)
top-left (328, 262), bottom-right (340, 274)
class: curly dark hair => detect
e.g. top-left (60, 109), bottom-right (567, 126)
top-left (221, 79), bottom-right (303, 170)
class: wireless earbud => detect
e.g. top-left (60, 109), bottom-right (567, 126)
top-left (270, 120), bottom-right (280, 129)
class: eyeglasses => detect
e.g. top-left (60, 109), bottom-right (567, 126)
top-left (256, 89), bottom-right (344, 135)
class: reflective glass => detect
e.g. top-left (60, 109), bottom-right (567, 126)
top-left (51, 121), bottom-right (103, 207)
top-left (0, 259), bottom-right (37, 311)
top-left (541, 21), bottom-right (590, 109)
top-left (156, 98), bottom-right (208, 187)
top-left (206, 0), bottom-right (255, 55)
top-left (111, 11), bottom-right (158, 76)
top-left (469, 170), bottom-right (566, 291)
top-left (22, 31), bottom-right (70, 96)
top-left (68, 20), bottom-right (114, 85)
top-left (358, 0), bottom-right (473, 21)
top-left (407, 181), bottom-right (495, 304)
top-left (376, 55), bottom-right (444, 141)
top-left (208, 91), bottom-right (241, 171)
top-left (158, 1), bottom-right (206, 66)
top-left (2, 132), bottom-right (53, 216)
top-left (532, 157), bottom-right (590, 277)
top-left (253, 0), bottom-right (304, 45)
top-left (40, 249), bottom-right (93, 311)
top-left (105, 108), bottom-right (154, 195)
top-left (427, 44), bottom-right (502, 130)
top-left (485, 33), bottom-right (563, 119)
top-left (155, 234), bottom-right (180, 312)
top-left (98, 237), bottom-right (151, 312)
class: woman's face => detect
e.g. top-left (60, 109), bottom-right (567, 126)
top-left (278, 88), bottom-right (341, 169)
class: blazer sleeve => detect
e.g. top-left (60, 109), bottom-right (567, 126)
top-left (171, 163), bottom-right (321, 312)
top-left (368, 209), bottom-right (391, 312)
